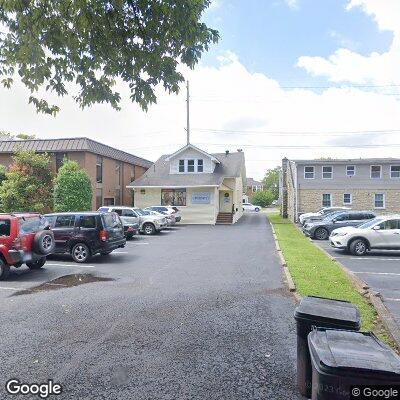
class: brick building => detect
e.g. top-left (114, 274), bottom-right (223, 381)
top-left (0, 138), bottom-right (152, 210)
top-left (281, 157), bottom-right (400, 221)
top-left (245, 177), bottom-right (264, 201)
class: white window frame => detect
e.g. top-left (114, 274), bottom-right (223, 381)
top-left (322, 166), bottom-right (333, 179)
top-left (197, 159), bottom-right (204, 173)
top-left (346, 165), bottom-right (356, 177)
top-left (343, 193), bottom-right (352, 205)
top-left (374, 193), bottom-right (385, 209)
top-left (370, 165), bottom-right (382, 179)
top-left (390, 165), bottom-right (400, 179)
top-left (178, 159), bottom-right (185, 173)
top-left (322, 193), bottom-right (332, 207)
top-left (304, 166), bottom-right (315, 179)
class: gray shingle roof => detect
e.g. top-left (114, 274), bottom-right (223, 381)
top-left (129, 151), bottom-right (245, 187)
top-left (246, 177), bottom-right (263, 186)
top-left (0, 137), bottom-right (152, 168)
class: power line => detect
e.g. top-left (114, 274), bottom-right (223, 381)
top-left (193, 142), bottom-right (400, 149)
top-left (192, 128), bottom-right (400, 136)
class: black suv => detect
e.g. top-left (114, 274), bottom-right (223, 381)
top-left (44, 212), bottom-right (126, 263)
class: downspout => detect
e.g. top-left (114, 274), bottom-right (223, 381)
top-left (293, 162), bottom-right (299, 222)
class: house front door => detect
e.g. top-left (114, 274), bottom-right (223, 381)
top-left (219, 191), bottom-right (232, 213)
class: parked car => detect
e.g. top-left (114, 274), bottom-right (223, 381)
top-left (44, 212), bottom-right (126, 263)
top-left (0, 213), bottom-right (55, 279)
top-left (330, 215), bottom-right (400, 256)
top-left (299, 207), bottom-right (351, 225)
top-left (133, 208), bottom-right (167, 234)
top-left (146, 210), bottom-right (176, 227)
top-left (98, 206), bottom-right (140, 239)
top-left (302, 211), bottom-right (376, 240)
top-left (243, 202), bottom-right (260, 212)
top-left (144, 206), bottom-right (181, 222)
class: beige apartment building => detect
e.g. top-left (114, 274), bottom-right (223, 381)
top-left (0, 137), bottom-right (152, 210)
top-left (281, 157), bottom-right (400, 221)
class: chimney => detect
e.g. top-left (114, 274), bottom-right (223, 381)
top-left (225, 150), bottom-right (229, 155)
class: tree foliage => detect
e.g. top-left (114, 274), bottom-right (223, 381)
top-left (0, 1), bottom-right (219, 115)
top-left (0, 151), bottom-right (53, 213)
top-left (54, 160), bottom-right (92, 212)
top-left (263, 166), bottom-right (280, 199)
top-left (252, 190), bottom-right (274, 208)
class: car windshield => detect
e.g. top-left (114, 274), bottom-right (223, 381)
top-left (135, 209), bottom-right (149, 216)
top-left (19, 216), bottom-right (46, 234)
top-left (322, 212), bottom-right (343, 222)
top-left (358, 218), bottom-right (384, 229)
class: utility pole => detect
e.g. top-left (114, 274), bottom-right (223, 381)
top-left (186, 80), bottom-right (190, 145)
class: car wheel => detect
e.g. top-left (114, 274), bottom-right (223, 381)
top-left (0, 259), bottom-right (10, 280)
top-left (33, 230), bottom-right (55, 255)
top-left (27, 257), bottom-right (46, 269)
top-left (349, 239), bottom-right (368, 256)
top-left (255, 207), bottom-right (260, 212)
top-left (143, 223), bottom-right (155, 235)
top-left (71, 243), bottom-right (91, 263)
top-left (314, 227), bottom-right (329, 240)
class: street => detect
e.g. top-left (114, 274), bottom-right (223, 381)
top-left (0, 213), bottom-right (302, 400)
top-left (315, 240), bottom-right (400, 326)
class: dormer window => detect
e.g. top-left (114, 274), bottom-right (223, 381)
top-left (179, 159), bottom-right (185, 173)
top-left (197, 159), bottom-right (203, 172)
top-left (188, 159), bottom-right (195, 172)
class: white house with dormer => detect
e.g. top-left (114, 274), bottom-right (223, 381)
top-left (128, 144), bottom-right (246, 224)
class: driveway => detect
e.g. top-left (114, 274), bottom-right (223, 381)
top-left (0, 213), bottom-right (301, 400)
top-left (315, 240), bottom-right (400, 325)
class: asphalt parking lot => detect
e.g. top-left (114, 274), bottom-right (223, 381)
top-left (0, 213), bottom-right (301, 400)
top-left (314, 239), bottom-right (400, 325)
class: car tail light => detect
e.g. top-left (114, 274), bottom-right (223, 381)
top-left (99, 230), bottom-right (108, 242)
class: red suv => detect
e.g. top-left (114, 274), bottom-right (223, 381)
top-left (0, 213), bottom-right (55, 280)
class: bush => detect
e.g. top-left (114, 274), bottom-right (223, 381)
top-left (252, 190), bottom-right (274, 208)
top-left (54, 160), bottom-right (92, 212)
top-left (0, 151), bottom-right (53, 213)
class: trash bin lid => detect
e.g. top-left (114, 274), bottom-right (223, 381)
top-left (294, 296), bottom-right (360, 328)
top-left (309, 329), bottom-right (400, 376)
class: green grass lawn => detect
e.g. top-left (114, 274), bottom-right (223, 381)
top-left (268, 213), bottom-right (392, 343)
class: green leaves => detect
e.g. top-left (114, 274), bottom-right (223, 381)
top-left (252, 191), bottom-right (275, 208)
top-left (53, 160), bottom-right (92, 212)
top-left (0, 151), bottom-right (54, 213)
top-left (0, 0), bottom-right (219, 114)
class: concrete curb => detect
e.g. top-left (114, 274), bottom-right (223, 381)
top-left (280, 220), bottom-right (400, 347)
top-left (316, 242), bottom-right (400, 347)
top-left (269, 221), bottom-right (299, 300)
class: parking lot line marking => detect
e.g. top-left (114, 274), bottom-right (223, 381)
top-left (0, 286), bottom-right (23, 291)
top-left (128, 242), bottom-right (149, 245)
top-left (46, 263), bottom-right (95, 268)
top-left (341, 257), bottom-right (400, 261)
top-left (385, 298), bottom-right (400, 302)
top-left (354, 272), bottom-right (400, 276)
top-left (112, 251), bottom-right (129, 254)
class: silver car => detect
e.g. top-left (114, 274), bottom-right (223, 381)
top-left (98, 206), bottom-right (167, 235)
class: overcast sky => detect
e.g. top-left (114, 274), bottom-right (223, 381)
top-left (1, 0), bottom-right (400, 180)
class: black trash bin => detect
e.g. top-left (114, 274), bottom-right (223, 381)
top-left (294, 296), bottom-right (361, 397)
top-left (309, 328), bottom-right (400, 400)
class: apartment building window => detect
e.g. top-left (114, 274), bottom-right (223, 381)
top-left (116, 161), bottom-right (122, 186)
top-left (131, 165), bottom-right (136, 182)
top-left (179, 159), bottom-right (185, 172)
top-left (96, 188), bottom-right (102, 209)
top-left (346, 165), bottom-right (355, 177)
top-left (390, 165), bottom-right (400, 178)
top-left (322, 193), bottom-right (332, 207)
top-left (374, 193), bottom-right (385, 209)
top-left (187, 159), bottom-right (195, 172)
top-left (343, 193), bottom-right (352, 205)
top-left (96, 156), bottom-right (103, 183)
top-left (370, 165), bottom-right (381, 179)
top-left (115, 189), bottom-right (121, 205)
top-left (252, 185), bottom-right (262, 192)
top-left (197, 159), bottom-right (204, 172)
top-left (304, 166), bottom-right (315, 179)
top-left (322, 166), bottom-right (333, 179)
